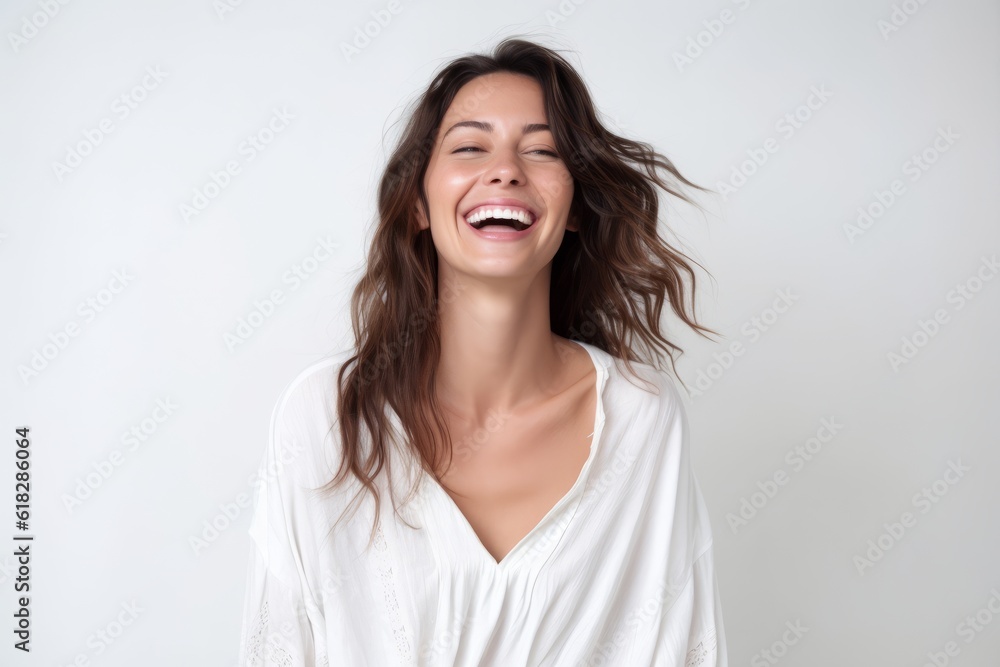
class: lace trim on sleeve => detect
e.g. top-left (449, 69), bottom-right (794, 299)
top-left (684, 626), bottom-right (717, 667)
top-left (244, 599), bottom-right (266, 663)
top-left (244, 600), bottom-right (296, 666)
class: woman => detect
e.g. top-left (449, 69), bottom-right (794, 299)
top-left (239, 37), bottom-right (728, 666)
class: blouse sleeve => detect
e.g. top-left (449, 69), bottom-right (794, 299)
top-left (238, 547), bottom-right (321, 666)
top-left (238, 381), bottom-right (328, 667)
top-left (680, 540), bottom-right (729, 667)
top-left (655, 379), bottom-right (730, 667)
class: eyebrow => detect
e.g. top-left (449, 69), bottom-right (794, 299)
top-left (441, 120), bottom-right (551, 140)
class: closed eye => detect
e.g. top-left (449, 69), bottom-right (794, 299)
top-left (451, 147), bottom-right (560, 157)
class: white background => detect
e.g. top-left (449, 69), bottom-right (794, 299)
top-left (2, 0), bottom-right (998, 665)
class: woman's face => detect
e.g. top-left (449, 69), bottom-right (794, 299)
top-left (417, 71), bottom-right (576, 282)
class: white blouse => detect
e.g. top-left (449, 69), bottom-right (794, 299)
top-left (238, 340), bottom-right (728, 666)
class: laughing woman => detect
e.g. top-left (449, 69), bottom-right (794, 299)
top-left (239, 37), bottom-right (728, 666)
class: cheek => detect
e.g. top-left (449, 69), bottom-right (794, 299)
top-left (538, 171), bottom-right (574, 205)
top-left (428, 172), bottom-right (472, 214)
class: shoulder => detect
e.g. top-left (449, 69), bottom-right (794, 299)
top-left (270, 355), bottom-right (346, 430)
top-left (599, 348), bottom-right (686, 433)
top-left (266, 352), bottom-right (352, 486)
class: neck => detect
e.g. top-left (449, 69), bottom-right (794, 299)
top-left (433, 267), bottom-right (567, 422)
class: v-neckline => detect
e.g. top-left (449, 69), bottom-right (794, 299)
top-left (418, 340), bottom-right (610, 572)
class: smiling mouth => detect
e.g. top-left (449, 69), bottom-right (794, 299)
top-left (465, 208), bottom-right (535, 232)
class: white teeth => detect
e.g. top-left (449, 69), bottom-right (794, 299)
top-left (465, 206), bottom-right (535, 225)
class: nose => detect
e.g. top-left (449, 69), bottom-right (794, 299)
top-left (484, 148), bottom-right (525, 186)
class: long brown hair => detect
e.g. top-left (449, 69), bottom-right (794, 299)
top-left (321, 36), bottom-right (717, 550)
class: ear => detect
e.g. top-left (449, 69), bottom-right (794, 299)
top-left (565, 213), bottom-right (579, 233)
top-left (414, 201), bottom-right (429, 230)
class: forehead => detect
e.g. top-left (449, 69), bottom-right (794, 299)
top-left (442, 72), bottom-right (547, 125)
